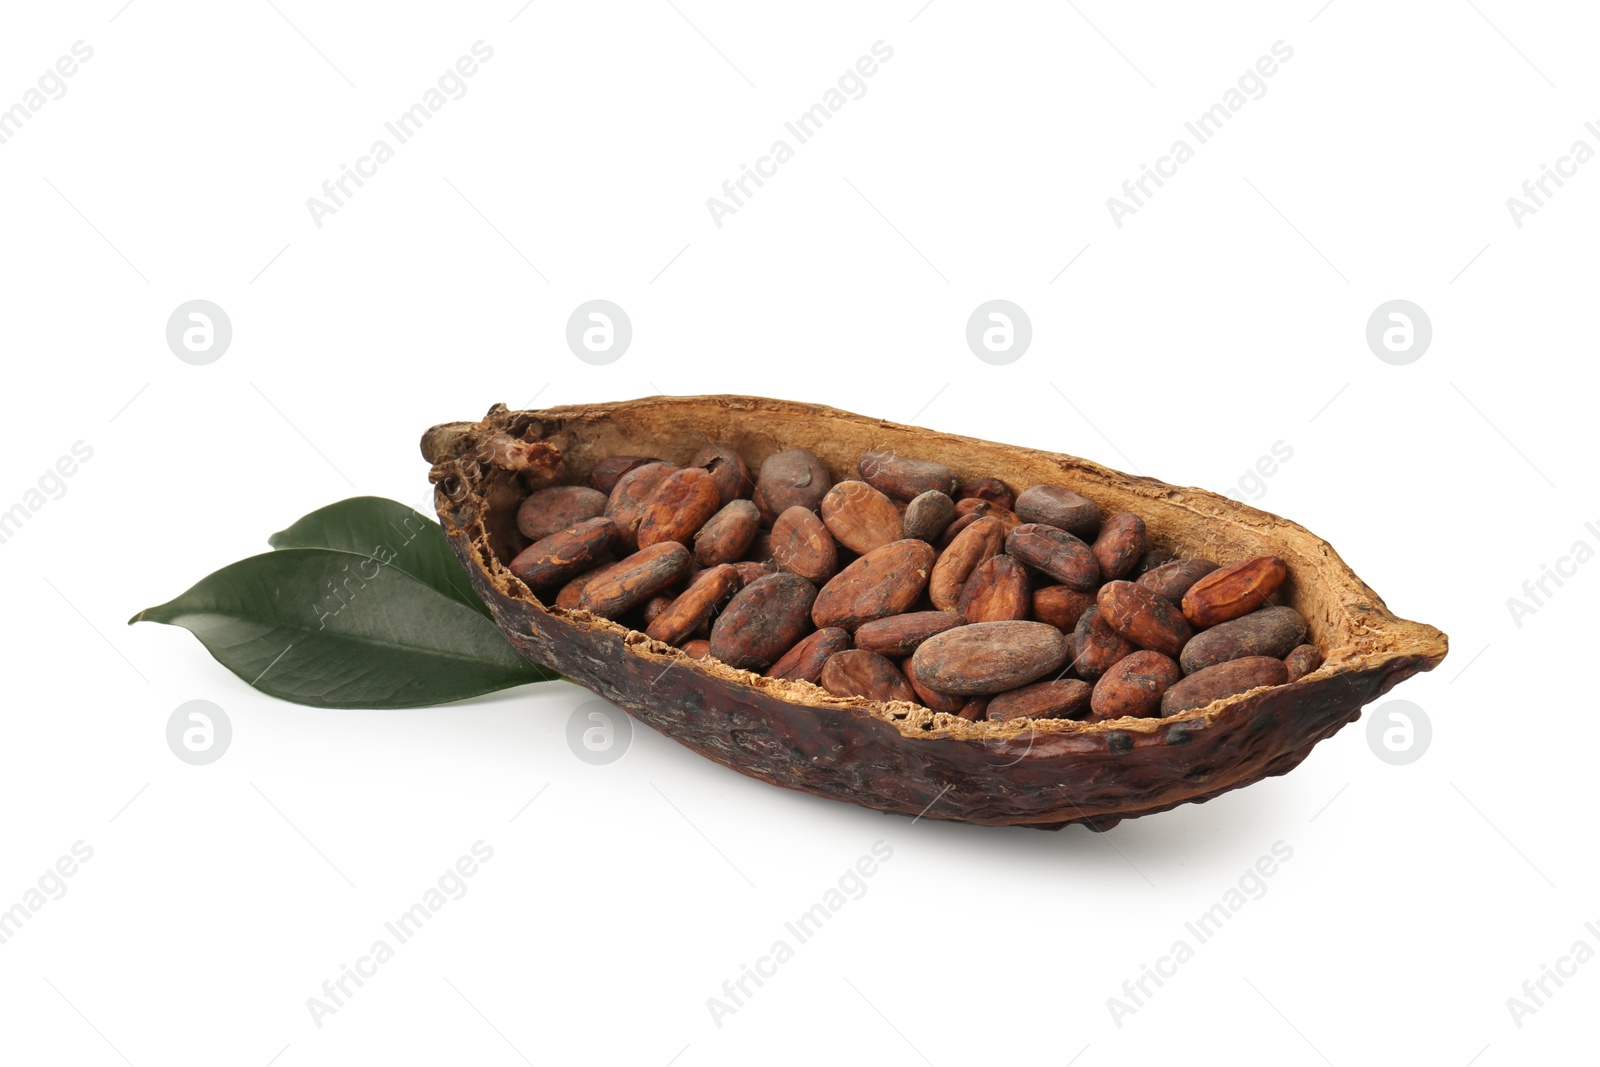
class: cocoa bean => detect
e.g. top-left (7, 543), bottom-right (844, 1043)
top-left (576, 541), bottom-right (692, 618)
top-left (853, 610), bottom-right (963, 657)
top-left (1160, 656), bottom-right (1289, 716)
top-left (1092, 512), bottom-right (1147, 582)
top-left (555, 557), bottom-right (623, 610)
top-left (1071, 607), bottom-right (1135, 680)
top-left (646, 564), bottom-right (741, 646)
top-left (987, 679), bottom-right (1093, 722)
top-left (1032, 585), bottom-right (1096, 632)
top-left (957, 555), bottom-right (1030, 623)
top-left (636, 467), bottom-right (723, 549)
top-left (730, 560), bottom-right (778, 585)
top-left (641, 594), bottom-right (674, 627)
top-left (589, 456), bottom-right (659, 495)
top-left (1005, 523), bottom-right (1100, 592)
top-left (957, 697), bottom-right (991, 721)
top-left (929, 516), bottom-right (1005, 610)
top-left (753, 449), bottom-right (832, 524)
top-left (681, 639), bottom-right (711, 658)
top-left (766, 627), bottom-right (852, 684)
top-left (604, 461), bottom-right (679, 549)
top-left (910, 621), bottom-right (1070, 696)
top-left (903, 658), bottom-right (967, 713)
top-left (1090, 650), bottom-right (1181, 721)
top-left (820, 480), bottom-right (904, 555)
top-left (509, 516), bottom-right (619, 589)
top-left (690, 442), bottom-right (752, 506)
top-left (770, 505), bottom-right (839, 584)
top-left (1182, 556), bottom-right (1289, 628)
top-left (516, 485), bottom-right (608, 542)
top-left (953, 498), bottom-right (1022, 535)
top-left (709, 572), bottom-right (818, 670)
top-left (1136, 558), bottom-right (1219, 604)
top-left (1097, 580), bottom-right (1194, 658)
top-left (936, 512), bottom-right (981, 549)
top-left (1179, 605), bottom-right (1308, 676)
top-left (694, 499), bottom-right (761, 566)
top-left (1014, 485), bottom-right (1101, 539)
top-left (903, 490), bottom-right (957, 542)
top-left (1135, 546), bottom-right (1177, 576)
top-left (858, 450), bottom-right (957, 501)
top-left (812, 539), bottom-right (936, 631)
top-left (1284, 643), bottom-right (1324, 682)
top-left (820, 650), bottom-right (916, 703)
top-left (957, 477), bottom-right (1014, 512)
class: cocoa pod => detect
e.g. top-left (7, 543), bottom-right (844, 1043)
top-left (820, 650), bottom-right (916, 703)
top-left (1005, 523), bottom-right (1100, 592)
top-left (690, 442), bottom-right (752, 506)
top-left (646, 564), bottom-right (741, 646)
top-left (1090, 650), bottom-right (1182, 721)
top-left (555, 557), bottom-right (623, 610)
top-left (858, 450), bottom-right (956, 501)
top-left (604, 461), bottom-right (679, 549)
top-left (903, 658), bottom-right (968, 713)
top-left (1097, 580), bottom-right (1194, 658)
top-left (509, 516), bottom-right (620, 589)
top-left (709, 572), bottom-right (818, 670)
top-left (681, 638), bottom-right (711, 659)
top-left (636, 467), bottom-right (723, 549)
top-left (812, 539), bottom-right (936, 631)
top-left (1071, 607), bottom-right (1135, 680)
top-left (770, 505), bottom-right (839, 584)
top-left (1092, 512), bottom-right (1147, 582)
top-left (1136, 558), bottom-right (1219, 604)
top-left (753, 449), bottom-right (832, 525)
top-left (694, 499), bottom-right (761, 566)
top-left (987, 679), bottom-right (1093, 722)
top-left (910, 620), bottom-right (1070, 696)
top-left (853, 610), bottom-right (963, 657)
top-left (766, 627), bottom-right (852, 684)
top-left (929, 516), bottom-right (1005, 610)
top-left (589, 456), bottom-right (658, 495)
top-left (1014, 485), bottom-right (1101, 539)
top-left (1179, 605), bottom-right (1308, 676)
top-left (575, 541), bottom-right (691, 617)
top-left (1161, 656), bottom-right (1289, 716)
top-left (957, 477), bottom-right (1014, 512)
top-left (1284, 643), bottom-right (1324, 682)
top-left (957, 555), bottom-right (1030, 624)
top-left (1032, 585), bottom-right (1096, 633)
top-left (820, 481), bottom-right (904, 555)
top-left (516, 485), bottom-right (608, 542)
top-left (903, 490), bottom-right (957, 542)
top-left (1182, 556), bottom-right (1289, 628)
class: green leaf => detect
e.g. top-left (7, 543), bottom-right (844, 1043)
top-left (130, 548), bottom-right (558, 708)
top-left (268, 496), bottom-right (490, 617)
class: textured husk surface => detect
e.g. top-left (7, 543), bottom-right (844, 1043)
top-left (422, 395), bottom-right (1448, 830)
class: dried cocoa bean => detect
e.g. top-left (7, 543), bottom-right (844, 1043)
top-left (681, 639), bottom-right (711, 659)
top-left (555, 557), bottom-right (623, 610)
top-left (517, 485), bottom-right (608, 542)
top-left (1014, 485), bottom-right (1101, 539)
top-left (903, 659), bottom-right (967, 713)
top-left (641, 595), bottom-right (674, 627)
top-left (730, 560), bottom-right (778, 585)
top-left (987, 679), bottom-right (1093, 722)
top-left (576, 540), bottom-right (692, 618)
top-left (1135, 546), bottom-right (1177, 576)
top-left (936, 512), bottom-right (980, 549)
top-left (929, 516), bottom-right (1005, 610)
top-left (636, 467), bottom-right (723, 550)
top-left (910, 620), bottom-right (1071, 696)
top-left (820, 480), bottom-right (904, 554)
top-left (957, 555), bottom-right (1030, 623)
top-left (812, 539), bottom-right (936, 631)
top-left (858, 450), bottom-right (957, 501)
top-left (1005, 523), bottom-right (1100, 592)
top-left (1136, 558), bottom-right (1219, 604)
top-left (709, 572), bottom-right (818, 670)
top-left (753, 449), bottom-right (832, 524)
top-left (1092, 512), bottom-right (1147, 581)
top-left (1071, 607), bottom-right (1135, 680)
top-left (604, 461), bottom-right (679, 549)
top-left (1097, 580), bottom-right (1194, 658)
top-left (1032, 585), bottom-right (1096, 632)
top-left (953, 498), bottom-right (1022, 535)
top-left (589, 456), bottom-right (658, 495)
top-left (1284, 643), bottom-right (1324, 682)
top-left (690, 442), bottom-right (752, 506)
top-left (646, 564), bottom-right (741, 646)
top-left (766, 627), bottom-right (852, 684)
top-left (957, 697), bottom-right (991, 721)
top-left (509, 516), bottom-right (620, 589)
top-left (770, 505), bottom-right (839, 584)
top-left (1179, 605), bottom-right (1308, 675)
top-left (820, 650), bottom-right (917, 703)
top-left (694, 499), bottom-right (761, 566)
top-left (1182, 556), bottom-right (1289, 628)
top-left (957, 477), bottom-right (1014, 512)
top-left (1161, 655), bottom-right (1288, 715)
top-left (1090, 650), bottom-right (1181, 721)
top-left (853, 610), bottom-right (963, 657)
top-left (902, 490), bottom-right (957, 542)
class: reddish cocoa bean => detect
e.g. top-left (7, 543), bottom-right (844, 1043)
top-left (820, 481), bottom-right (904, 554)
top-left (858, 451), bottom-right (957, 501)
top-left (819, 650), bottom-right (917, 703)
top-left (1284, 643), bottom-right (1324, 682)
top-left (853, 610), bottom-right (963, 657)
top-left (903, 490), bottom-right (957, 542)
top-left (1097, 581), bottom-right (1194, 658)
top-left (910, 621), bottom-right (1070, 696)
top-left (1005, 523), bottom-right (1100, 592)
top-left (770, 505), bottom-right (839, 584)
top-left (1092, 512), bottom-right (1147, 582)
top-left (576, 541), bottom-right (692, 618)
top-left (987, 679), bottom-right (1093, 722)
top-left (589, 456), bottom-right (659, 495)
top-left (957, 555), bottom-right (1031, 623)
top-left (694, 499), bottom-right (761, 566)
top-left (956, 477), bottom-right (1014, 512)
top-left (1014, 485), bottom-right (1101, 539)
top-left (646, 564), bottom-right (741, 646)
top-left (1182, 556), bottom-right (1289, 628)
top-left (690, 442), bottom-right (752, 506)
top-left (554, 557), bottom-right (623, 610)
top-left (903, 658), bottom-right (968, 713)
top-left (636, 467), bottom-right (723, 549)
top-left (929, 516), bottom-right (1005, 610)
top-left (1136, 558), bottom-right (1219, 604)
top-left (1179, 605), bottom-right (1308, 675)
top-left (1161, 656), bottom-right (1288, 715)
top-left (604, 462), bottom-right (679, 549)
top-left (753, 449), bottom-right (832, 525)
top-left (516, 485), bottom-right (608, 542)
top-left (766, 627), bottom-right (852, 684)
top-left (709, 572), bottom-right (818, 670)
top-left (1090, 650), bottom-right (1182, 721)
top-left (1033, 585), bottom-right (1096, 633)
top-left (681, 639), bottom-right (711, 659)
top-left (1071, 607), bottom-right (1135, 680)
top-left (509, 517), bottom-right (620, 589)
top-left (812, 539), bottom-right (936, 631)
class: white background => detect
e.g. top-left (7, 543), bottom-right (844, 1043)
top-left (1, 1), bottom-right (1593, 1064)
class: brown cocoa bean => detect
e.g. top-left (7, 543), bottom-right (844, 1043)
top-left (1160, 656), bottom-right (1288, 716)
top-left (641, 594), bottom-right (674, 627)
top-left (812, 539), bottom-right (936, 631)
top-left (689, 442), bottom-right (752, 506)
top-left (604, 461), bottom-right (679, 549)
top-left (516, 485), bottom-right (608, 542)
top-left (953, 497), bottom-right (1022, 535)
top-left (820, 650), bottom-right (917, 703)
top-left (929, 516), bottom-right (1005, 610)
top-left (853, 610), bottom-right (963, 657)
top-left (1005, 523), bottom-right (1100, 592)
top-left (508, 516), bottom-right (620, 589)
top-left (1097, 580), bottom-right (1194, 658)
top-left (753, 449), bottom-right (832, 524)
top-left (1136, 558), bottom-right (1219, 604)
top-left (987, 679), bottom-right (1093, 722)
top-left (636, 467), bottom-right (723, 550)
top-left (766, 627), bottom-right (852, 684)
top-left (576, 541), bottom-right (692, 618)
top-left (770, 505), bottom-right (839, 584)
top-left (1284, 643), bottom-right (1324, 682)
top-left (957, 477), bottom-right (1014, 512)
top-left (957, 555), bottom-right (1031, 623)
top-left (681, 638), bottom-right (711, 659)
top-left (858, 450), bottom-right (957, 501)
top-left (936, 512), bottom-right (981, 549)
top-left (903, 490), bottom-right (957, 542)
top-left (709, 572), bottom-right (818, 670)
top-left (910, 620), bottom-right (1070, 696)
top-left (554, 557), bottom-right (622, 610)
top-left (1090, 650), bottom-right (1181, 721)
top-left (903, 658), bottom-right (968, 713)
top-left (957, 697), bottom-right (990, 721)
top-left (820, 481), bottom-right (904, 555)
top-left (1183, 556), bottom-right (1289, 628)
top-left (1179, 605), bottom-right (1308, 675)
top-left (694, 499), bottom-right (761, 566)
top-left (646, 564), bottom-right (741, 646)
top-left (589, 456), bottom-right (659, 495)
top-left (1135, 546), bottom-right (1177, 576)
top-left (730, 560), bottom-right (778, 585)
top-left (1032, 585), bottom-right (1096, 633)
top-left (745, 531), bottom-right (774, 563)
top-left (1071, 607), bottom-right (1135, 680)
top-left (1014, 485), bottom-right (1101, 539)
top-left (1092, 512), bottom-right (1147, 581)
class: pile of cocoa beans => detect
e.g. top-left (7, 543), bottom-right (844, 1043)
top-left (507, 445), bottom-right (1323, 723)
